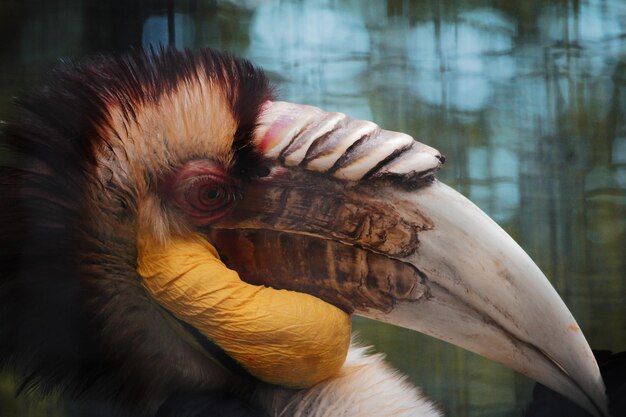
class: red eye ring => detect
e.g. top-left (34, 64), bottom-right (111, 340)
top-left (160, 160), bottom-right (241, 225)
top-left (184, 175), bottom-right (238, 212)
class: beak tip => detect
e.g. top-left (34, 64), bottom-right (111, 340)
top-left (358, 181), bottom-right (609, 417)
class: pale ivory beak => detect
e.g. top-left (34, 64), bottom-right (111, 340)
top-left (360, 180), bottom-right (608, 417)
top-left (213, 101), bottom-right (608, 416)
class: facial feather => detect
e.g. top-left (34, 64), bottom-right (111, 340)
top-left (0, 47), bottom-right (274, 414)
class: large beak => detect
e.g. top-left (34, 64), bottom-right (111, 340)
top-left (208, 102), bottom-right (608, 416)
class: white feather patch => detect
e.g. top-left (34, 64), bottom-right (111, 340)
top-left (254, 342), bottom-right (443, 417)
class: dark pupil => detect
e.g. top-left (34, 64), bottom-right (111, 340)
top-left (205, 188), bottom-right (219, 199)
top-left (256, 165), bottom-right (271, 178)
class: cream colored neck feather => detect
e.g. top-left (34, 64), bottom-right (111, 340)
top-left (253, 342), bottom-right (443, 417)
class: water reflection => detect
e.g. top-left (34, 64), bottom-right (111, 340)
top-left (0, 0), bottom-right (624, 416)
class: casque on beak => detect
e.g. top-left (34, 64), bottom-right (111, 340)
top-left (207, 101), bottom-right (608, 417)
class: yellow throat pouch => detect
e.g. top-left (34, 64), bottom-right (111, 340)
top-left (136, 233), bottom-right (351, 388)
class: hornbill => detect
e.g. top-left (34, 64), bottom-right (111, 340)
top-left (0, 48), bottom-right (612, 417)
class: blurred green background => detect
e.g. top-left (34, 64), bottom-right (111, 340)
top-left (0, 0), bottom-right (624, 416)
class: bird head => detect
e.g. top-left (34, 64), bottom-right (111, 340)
top-left (0, 48), bottom-right (608, 416)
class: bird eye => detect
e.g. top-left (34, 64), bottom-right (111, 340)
top-left (161, 160), bottom-right (241, 226)
top-left (181, 175), bottom-right (239, 224)
top-left (254, 165), bottom-right (272, 178)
